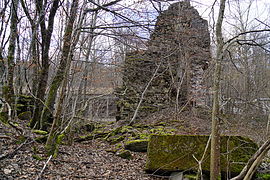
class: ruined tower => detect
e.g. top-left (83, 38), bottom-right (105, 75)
top-left (115, 1), bottom-right (211, 122)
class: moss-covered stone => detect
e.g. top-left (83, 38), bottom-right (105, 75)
top-left (18, 111), bottom-right (32, 120)
top-left (116, 149), bottom-right (132, 160)
top-left (125, 139), bottom-right (149, 152)
top-left (145, 135), bottom-right (258, 176)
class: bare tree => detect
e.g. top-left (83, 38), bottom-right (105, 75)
top-left (31, 0), bottom-right (60, 129)
top-left (3, 0), bottom-right (19, 107)
top-left (44, 0), bottom-right (80, 155)
top-left (210, 0), bottom-right (226, 179)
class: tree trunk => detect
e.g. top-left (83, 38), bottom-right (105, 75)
top-left (4, 0), bottom-right (19, 107)
top-left (44, 0), bottom-right (79, 155)
top-left (30, 0), bottom-right (60, 129)
top-left (210, 0), bottom-right (226, 179)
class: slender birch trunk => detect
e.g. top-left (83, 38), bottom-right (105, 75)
top-left (210, 0), bottom-right (226, 179)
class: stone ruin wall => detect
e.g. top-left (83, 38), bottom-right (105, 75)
top-left (115, 1), bottom-right (211, 122)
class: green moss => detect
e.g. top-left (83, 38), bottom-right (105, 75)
top-left (75, 134), bottom-right (94, 142)
top-left (156, 122), bottom-right (167, 126)
top-left (115, 143), bottom-right (123, 149)
top-left (257, 173), bottom-right (270, 179)
top-left (18, 95), bottom-right (33, 101)
top-left (32, 130), bottom-right (48, 135)
top-left (145, 135), bottom-right (258, 175)
top-left (32, 154), bottom-right (44, 161)
top-left (15, 103), bottom-right (25, 110)
top-left (56, 133), bottom-right (65, 144)
top-left (94, 129), bottom-right (111, 137)
top-left (105, 148), bottom-right (118, 153)
top-left (149, 127), bottom-right (176, 135)
top-left (32, 146), bottom-right (38, 153)
top-left (116, 149), bottom-right (132, 160)
top-left (9, 121), bottom-right (19, 127)
top-left (183, 174), bottom-right (198, 179)
top-left (106, 135), bottom-right (125, 144)
top-left (47, 133), bottom-right (65, 158)
top-left (119, 126), bottom-right (133, 134)
top-left (136, 133), bottom-right (150, 140)
top-left (125, 139), bottom-right (148, 145)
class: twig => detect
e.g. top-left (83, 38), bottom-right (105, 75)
top-left (129, 62), bottom-right (161, 125)
top-left (36, 155), bottom-right (52, 180)
top-left (231, 138), bottom-right (270, 180)
top-left (0, 97), bottom-right (24, 135)
top-left (192, 135), bottom-right (212, 180)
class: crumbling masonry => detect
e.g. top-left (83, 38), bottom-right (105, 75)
top-left (115, 1), bottom-right (211, 122)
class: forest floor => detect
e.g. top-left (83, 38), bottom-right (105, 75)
top-left (0, 108), bottom-right (269, 180)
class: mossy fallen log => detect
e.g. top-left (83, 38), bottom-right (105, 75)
top-left (145, 135), bottom-right (258, 176)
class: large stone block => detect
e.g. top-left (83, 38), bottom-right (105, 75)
top-left (146, 135), bottom-right (258, 175)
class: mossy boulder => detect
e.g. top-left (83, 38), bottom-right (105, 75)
top-left (125, 139), bottom-right (149, 152)
top-left (145, 135), bottom-right (258, 176)
top-left (116, 149), bottom-right (132, 160)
